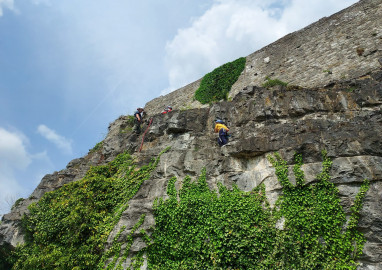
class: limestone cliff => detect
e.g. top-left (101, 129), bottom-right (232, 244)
top-left (1, 0), bottom-right (381, 269)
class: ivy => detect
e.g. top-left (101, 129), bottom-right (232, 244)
top-left (8, 147), bottom-right (169, 270)
top-left (194, 57), bottom-right (246, 104)
top-left (0, 244), bottom-right (13, 270)
top-left (144, 152), bottom-right (369, 269)
top-left (3, 148), bottom-right (369, 269)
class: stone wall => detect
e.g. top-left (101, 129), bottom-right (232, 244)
top-left (230, 0), bottom-right (382, 97)
top-left (144, 78), bottom-right (206, 117)
top-left (144, 0), bottom-right (382, 115)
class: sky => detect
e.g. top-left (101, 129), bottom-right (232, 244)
top-left (0, 0), bottom-right (358, 217)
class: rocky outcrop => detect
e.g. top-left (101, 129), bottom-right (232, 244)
top-left (102, 70), bottom-right (381, 269)
top-left (1, 0), bottom-right (382, 268)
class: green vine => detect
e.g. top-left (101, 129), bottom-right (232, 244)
top-left (194, 57), bottom-right (246, 104)
top-left (267, 151), bottom-right (369, 269)
top-left (144, 152), bottom-right (369, 269)
top-left (8, 147), bottom-right (169, 270)
top-left (2, 148), bottom-right (369, 269)
top-left (102, 214), bottom-right (146, 270)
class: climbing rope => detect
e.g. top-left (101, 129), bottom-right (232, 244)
top-left (139, 118), bottom-right (153, 152)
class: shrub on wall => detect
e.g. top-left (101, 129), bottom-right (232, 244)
top-left (194, 57), bottom-right (246, 104)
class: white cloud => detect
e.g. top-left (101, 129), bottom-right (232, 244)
top-left (163, 0), bottom-right (358, 94)
top-left (281, 0), bottom-right (358, 31)
top-left (37, 124), bottom-right (73, 155)
top-left (0, 128), bottom-right (31, 169)
top-left (31, 0), bottom-right (51, 5)
top-left (163, 0), bottom-right (286, 94)
top-left (0, 0), bottom-right (50, 16)
top-left (0, 128), bottom-right (55, 217)
top-left (0, 128), bottom-right (31, 216)
top-left (0, 0), bottom-right (15, 16)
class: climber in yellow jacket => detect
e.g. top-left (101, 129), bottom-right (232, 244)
top-left (214, 119), bottom-right (229, 146)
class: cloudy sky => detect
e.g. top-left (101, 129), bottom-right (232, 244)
top-left (0, 0), bottom-right (358, 217)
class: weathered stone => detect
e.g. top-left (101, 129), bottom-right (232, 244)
top-left (1, 1), bottom-right (382, 269)
top-left (144, 0), bottom-right (382, 115)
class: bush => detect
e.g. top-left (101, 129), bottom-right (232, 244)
top-left (262, 76), bottom-right (288, 89)
top-left (9, 149), bottom-right (169, 270)
top-left (195, 57), bottom-right (246, 104)
top-left (88, 141), bottom-right (103, 154)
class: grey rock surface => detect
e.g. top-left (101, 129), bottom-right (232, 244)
top-left (106, 71), bottom-right (382, 269)
top-left (1, 0), bottom-right (381, 269)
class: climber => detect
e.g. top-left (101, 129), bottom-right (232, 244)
top-left (133, 107), bottom-right (144, 134)
top-left (214, 119), bottom-right (230, 146)
top-left (161, 105), bottom-right (173, 114)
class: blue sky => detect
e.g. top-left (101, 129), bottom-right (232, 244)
top-left (0, 0), bottom-right (358, 217)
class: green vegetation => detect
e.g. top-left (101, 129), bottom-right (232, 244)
top-left (194, 57), bottom-right (246, 104)
top-left (180, 104), bottom-right (193, 111)
top-left (262, 76), bottom-right (288, 89)
top-left (11, 198), bottom-right (24, 210)
top-left (0, 244), bottom-right (12, 270)
top-left (88, 140), bottom-right (103, 154)
top-left (120, 115), bottom-right (136, 133)
top-left (2, 150), bottom-right (369, 269)
top-left (7, 148), bottom-right (169, 270)
top-left (143, 151), bottom-right (369, 269)
top-left (323, 69), bottom-right (332, 74)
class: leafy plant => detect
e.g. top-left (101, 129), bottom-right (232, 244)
top-left (120, 115), bottom-right (136, 133)
top-left (8, 148), bottom-right (169, 270)
top-left (262, 76), bottom-right (288, 89)
top-left (0, 244), bottom-right (13, 270)
top-left (346, 87), bottom-right (356, 92)
top-left (3, 149), bottom-right (369, 269)
top-left (88, 141), bottom-right (103, 154)
top-left (267, 151), bottom-right (369, 269)
top-left (142, 152), bottom-right (369, 269)
top-left (126, 115), bottom-right (135, 126)
top-left (11, 198), bottom-right (24, 210)
top-left (194, 57), bottom-right (246, 104)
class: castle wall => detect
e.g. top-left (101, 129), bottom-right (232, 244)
top-left (145, 0), bottom-right (382, 115)
top-left (230, 0), bottom-right (382, 97)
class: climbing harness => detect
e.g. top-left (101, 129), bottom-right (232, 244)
top-left (139, 118), bottom-right (153, 152)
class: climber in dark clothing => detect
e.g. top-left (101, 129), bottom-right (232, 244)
top-left (133, 107), bottom-right (144, 134)
top-left (214, 119), bottom-right (229, 146)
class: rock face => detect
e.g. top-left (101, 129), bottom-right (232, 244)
top-left (106, 71), bottom-right (382, 269)
top-left (1, 0), bottom-right (382, 269)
